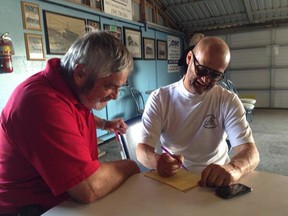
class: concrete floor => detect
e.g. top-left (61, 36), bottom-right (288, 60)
top-left (250, 108), bottom-right (288, 176)
top-left (99, 108), bottom-right (288, 176)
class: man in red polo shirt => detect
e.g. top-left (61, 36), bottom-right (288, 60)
top-left (0, 31), bottom-right (140, 215)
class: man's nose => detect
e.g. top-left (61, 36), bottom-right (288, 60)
top-left (111, 89), bottom-right (119, 100)
top-left (200, 75), bottom-right (211, 83)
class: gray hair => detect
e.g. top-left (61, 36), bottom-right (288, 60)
top-left (61, 30), bottom-right (133, 91)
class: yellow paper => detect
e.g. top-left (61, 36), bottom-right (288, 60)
top-left (144, 169), bottom-right (200, 192)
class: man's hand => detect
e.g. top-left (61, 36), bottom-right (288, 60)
top-left (156, 153), bottom-right (184, 177)
top-left (199, 143), bottom-right (260, 187)
top-left (198, 163), bottom-right (240, 187)
top-left (104, 118), bottom-right (128, 134)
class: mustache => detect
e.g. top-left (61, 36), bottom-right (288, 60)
top-left (101, 97), bottom-right (111, 102)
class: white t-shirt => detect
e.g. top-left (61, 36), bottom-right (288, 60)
top-left (139, 78), bottom-right (254, 172)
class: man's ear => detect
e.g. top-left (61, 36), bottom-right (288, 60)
top-left (186, 51), bottom-right (193, 66)
top-left (73, 64), bottom-right (86, 86)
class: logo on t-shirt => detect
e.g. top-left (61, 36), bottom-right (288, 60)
top-left (203, 114), bottom-right (217, 128)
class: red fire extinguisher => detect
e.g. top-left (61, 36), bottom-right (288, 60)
top-left (0, 32), bottom-right (14, 73)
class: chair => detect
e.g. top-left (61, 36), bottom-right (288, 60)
top-left (221, 79), bottom-right (256, 123)
top-left (130, 87), bottom-right (145, 116)
top-left (117, 115), bottom-right (150, 172)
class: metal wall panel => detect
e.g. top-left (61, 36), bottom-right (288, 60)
top-left (274, 91), bottom-right (288, 108)
top-left (230, 48), bottom-right (270, 68)
top-left (275, 69), bottom-right (288, 89)
top-left (216, 27), bottom-right (288, 108)
top-left (275, 28), bottom-right (288, 44)
top-left (230, 69), bottom-right (270, 89)
top-left (230, 69), bottom-right (270, 108)
top-left (230, 30), bottom-right (271, 47)
top-left (238, 90), bottom-right (270, 107)
top-left (275, 46), bottom-right (288, 66)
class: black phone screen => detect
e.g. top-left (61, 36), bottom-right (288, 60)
top-left (215, 183), bottom-right (252, 199)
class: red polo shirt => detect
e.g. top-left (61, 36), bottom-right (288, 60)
top-left (0, 58), bottom-right (100, 213)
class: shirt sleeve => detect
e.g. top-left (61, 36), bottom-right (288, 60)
top-left (223, 92), bottom-right (255, 148)
top-left (139, 90), bottom-right (162, 149)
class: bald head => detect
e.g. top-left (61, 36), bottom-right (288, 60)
top-left (193, 36), bottom-right (231, 72)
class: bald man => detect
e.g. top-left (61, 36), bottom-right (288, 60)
top-left (137, 36), bottom-right (259, 187)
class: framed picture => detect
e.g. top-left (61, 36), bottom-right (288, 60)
top-left (24, 33), bottom-right (45, 60)
top-left (90, 0), bottom-right (103, 10)
top-left (43, 11), bottom-right (86, 54)
top-left (157, 40), bottom-right (167, 60)
top-left (21, 1), bottom-right (42, 31)
top-left (123, 27), bottom-right (142, 59)
top-left (103, 24), bottom-right (122, 41)
top-left (143, 38), bottom-right (155, 60)
top-left (86, 19), bottom-right (100, 32)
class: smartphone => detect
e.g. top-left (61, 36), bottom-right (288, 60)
top-left (215, 183), bottom-right (252, 199)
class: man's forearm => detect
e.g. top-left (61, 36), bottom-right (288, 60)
top-left (136, 143), bottom-right (158, 169)
top-left (229, 143), bottom-right (260, 177)
top-left (94, 116), bottom-right (107, 130)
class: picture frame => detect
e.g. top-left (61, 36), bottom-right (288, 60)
top-left (71, 0), bottom-right (102, 10)
top-left (86, 19), bottom-right (100, 32)
top-left (90, 0), bottom-right (103, 10)
top-left (123, 27), bottom-right (142, 59)
top-left (24, 33), bottom-right (45, 60)
top-left (143, 38), bottom-right (155, 60)
top-left (21, 1), bottom-right (42, 31)
top-left (157, 40), bottom-right (167, 60)
top-left (43, 11), bottom-right (86, 55)
top-left (103, 24), bottom-right (122, 41)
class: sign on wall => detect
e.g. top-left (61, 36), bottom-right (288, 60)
top-left (167, 35), bottom-right (180, 73)
top-left (103, 0), bottom-right (132, 21)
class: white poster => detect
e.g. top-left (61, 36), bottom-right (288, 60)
top-left (103, 0), bottom-right (132, 21)
top-left (167, 35), bottom-right (180, 73)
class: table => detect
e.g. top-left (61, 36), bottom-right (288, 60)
top-left (43, 171), bottom-right (288, 216)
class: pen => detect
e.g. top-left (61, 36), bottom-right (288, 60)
top-left (161, 146), bottom-right (189, 171)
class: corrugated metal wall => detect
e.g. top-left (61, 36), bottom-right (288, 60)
top-left (218, 27), bottom-right (288, 108)
top-left (156, 0), bottom-right (288, 34)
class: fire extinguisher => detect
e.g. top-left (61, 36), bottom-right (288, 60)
top-left (0, 32), bottom-right (14, 73)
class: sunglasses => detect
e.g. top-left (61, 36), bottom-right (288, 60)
top-left (192, 51), bottom-right (225, 81)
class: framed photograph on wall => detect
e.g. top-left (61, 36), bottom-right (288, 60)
top-left (143, 38), bottom-right (155, 60)
top-left (103, 24), bottom-right (122, 41)
top-left (123, 27), bottom-right (142, 59)
top-left (21, 1), bottom-right (42, 31)
top-left (90, 0), bottom-right (103, 10)
top-left (157, 40), bottom-right (167, 60)
top-left (24, 33), bottom-right (45, 60)
top-left (43, 11), bottom-right (86, 54)
top-left (86, 19), bottom-right (100, 32)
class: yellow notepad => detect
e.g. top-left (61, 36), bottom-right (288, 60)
top-left (144, 169), bottom-right (200, 192)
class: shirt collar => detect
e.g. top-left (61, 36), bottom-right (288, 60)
top-left (43, 58), bottom-right (79, 106)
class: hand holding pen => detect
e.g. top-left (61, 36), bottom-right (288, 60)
top-left (161, 146), bottom-right (189, 171)
top-left (156, 146), bottom-right (188, 177)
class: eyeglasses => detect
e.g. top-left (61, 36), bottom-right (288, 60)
top-left (192, 51), bottom-right (225, 81)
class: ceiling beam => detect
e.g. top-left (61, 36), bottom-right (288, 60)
top-left (182, 13), bottom-right (247, 26)
top-left (164, 0), bottom-right (215, 10)
top-left (146, 0), bottom-right (179, 30)
top-left (243, 0), bottom-right (254, 23)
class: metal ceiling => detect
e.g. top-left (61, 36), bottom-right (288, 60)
top-left (154, 0), bottom-right (288, 36)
